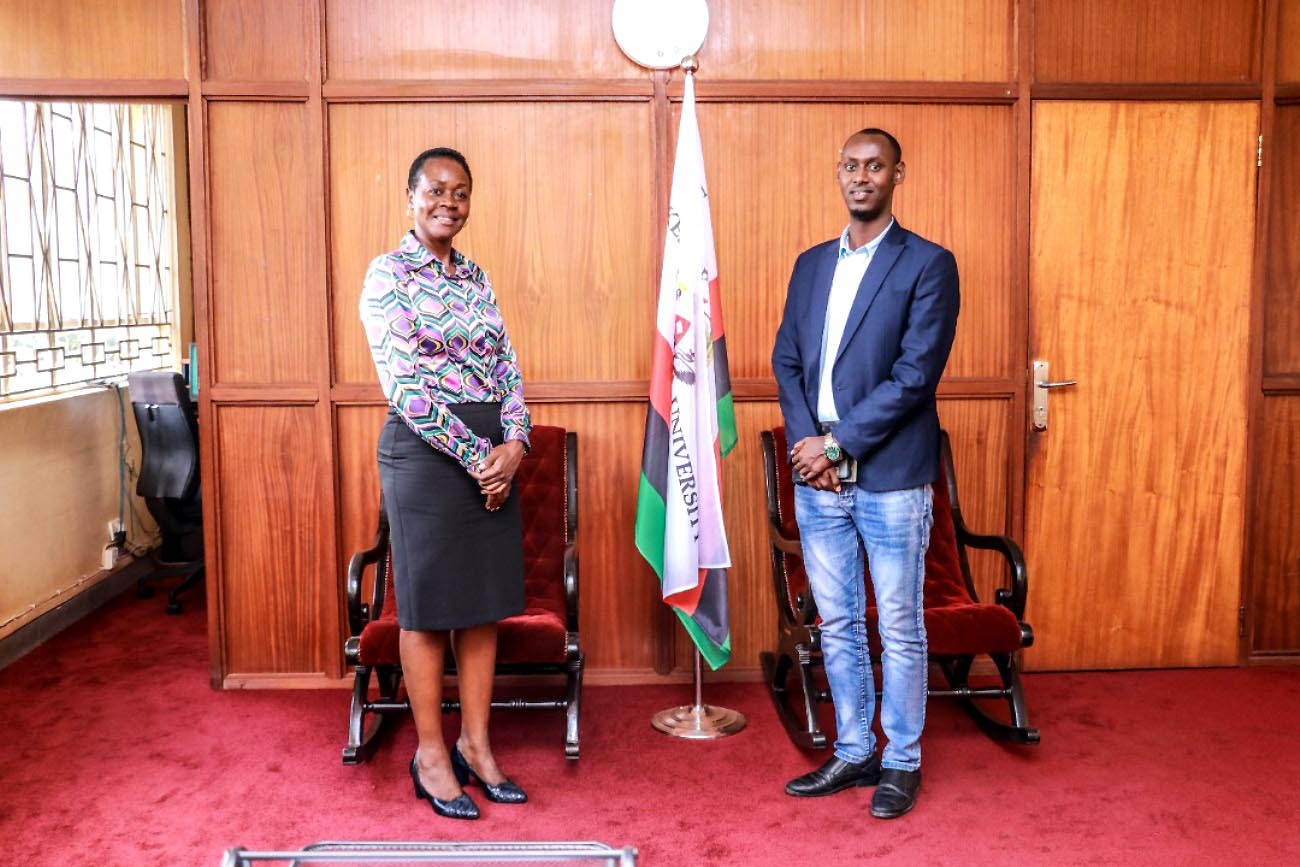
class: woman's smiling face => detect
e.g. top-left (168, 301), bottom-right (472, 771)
top-left (408, 157), bottom-right (472, 253)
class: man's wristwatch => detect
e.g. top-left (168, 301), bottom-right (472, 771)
top-left (823, 432), bottom-right (842, 463)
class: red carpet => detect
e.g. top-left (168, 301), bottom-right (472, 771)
top-left (2, 590), bottom-right (1298, 866)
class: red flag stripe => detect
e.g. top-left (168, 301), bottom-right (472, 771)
top-left (707, 277), bottom-right (725, 338)
top-left (647, 333), bottom-right (674, 422)
top-left (665, 575), bottom-right (705, 615)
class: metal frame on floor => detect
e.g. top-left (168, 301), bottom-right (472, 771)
top-left (221, 841), bottom-right (637, 866)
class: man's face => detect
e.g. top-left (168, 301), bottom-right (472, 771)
top-left (836, 134), bottom-right (904, 221)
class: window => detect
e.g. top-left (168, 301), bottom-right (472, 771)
top-left (0, 101), bottom-right (181, 400)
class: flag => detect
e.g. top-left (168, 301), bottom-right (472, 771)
top-left (634, 71), bottom-right (737, 671)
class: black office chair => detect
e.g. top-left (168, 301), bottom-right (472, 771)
top-left (128, 371), bottom-right (204, 614)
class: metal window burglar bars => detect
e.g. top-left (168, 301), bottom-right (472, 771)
top-left (0, 100), bottom-right (178, 399)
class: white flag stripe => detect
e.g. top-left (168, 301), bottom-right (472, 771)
top-left (657, 72), bottom-right (731, 601)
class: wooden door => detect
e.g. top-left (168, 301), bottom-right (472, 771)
top-left (1025, 102), bottom-right (1257, 670)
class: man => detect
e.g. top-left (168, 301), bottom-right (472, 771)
top-left (771, 128), bottom-right (959, 819)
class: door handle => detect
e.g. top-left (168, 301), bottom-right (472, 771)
top-left (1032, 360), bottom-right (1076, 431)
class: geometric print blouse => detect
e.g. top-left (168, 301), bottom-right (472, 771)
top-left (360, 232), bottom-right (531, 471)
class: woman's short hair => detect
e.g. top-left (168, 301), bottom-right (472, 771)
top-left (407, 147), bottom-right (473, 191)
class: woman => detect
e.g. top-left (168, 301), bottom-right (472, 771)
top-left (359, 147), bottom-right (530, 820)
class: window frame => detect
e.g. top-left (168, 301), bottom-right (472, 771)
top-left (0, 100), bottom-right (183, 402)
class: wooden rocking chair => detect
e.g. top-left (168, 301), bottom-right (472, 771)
top-left (342, 426), bottom-right (582, 762)
top-left (759, 426), bottom-right (1039, 748)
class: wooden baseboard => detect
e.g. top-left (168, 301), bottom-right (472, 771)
top-left (584, 666), bottom-right (766, 686)
top-left (220, 666), bottom-right (769, 690)
top-left (222, 672), bottom-right (352, 689)
top-left (217, 658), bottom-right (1012, 690)
top-left (0, 556), bottom-right (153, 671)
top-left (223, 657), bottom-right (1003, 691)
top-left (1247, 652), bottom-right (1300, 666)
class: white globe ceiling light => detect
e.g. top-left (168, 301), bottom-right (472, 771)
top-left (612, 0), bottom-right (710, 70)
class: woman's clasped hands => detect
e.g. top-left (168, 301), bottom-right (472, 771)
top-left (471, 440), bottom-right (526, 512)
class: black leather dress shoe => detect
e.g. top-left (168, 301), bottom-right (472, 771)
top-left (451, 745), bottom-right (528, 804)
top-left (785, 754), bottom-right (882, 797)
top-left (870, 768), bottom-right (921, 818)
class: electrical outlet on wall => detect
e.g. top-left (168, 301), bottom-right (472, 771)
top-left (107, 519), bottom-right (124, 543)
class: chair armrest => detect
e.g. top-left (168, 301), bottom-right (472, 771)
top-left (795, 590), bottom-right (819, 624)
top-left (346, 537), bottom-right (387, 637)
top-left (767, 519), bottom-right (804, 557)
top-left (957, 528), bottom-right (1029, 620)
top-left (563, 542), bottom-right (579, 634)
top-left (767, 519), bottom-right (819, 624)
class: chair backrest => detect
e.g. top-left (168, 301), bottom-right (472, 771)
top-left (762, 427), bottom-right (805, 621)
top-left (763, 426), bottom-right (976, 621)
top-left (513, 425), bottom-right (574, 621)
top-left (128, 371), bottom-right (199, 500)
top-left (374, 424), bottom-right (575, 625)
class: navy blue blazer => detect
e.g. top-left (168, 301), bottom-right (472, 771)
top-left (771, 221), bottom-right (960, 491)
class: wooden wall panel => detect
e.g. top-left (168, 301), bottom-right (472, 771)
top-left (529, 403), bottom-right (663, 673)
top-left (207, 102), bottom-right (318, 385)
top-left (216, 406), bottom-right (337, 675)
top-left (0, 0), bottom-right (184, 80)
top-left (1251, 397), bottom-right (1300, 653)
top-left (1035, 0), bottom-right (1257, 83)
top-left (336, 404), bottom-right (387, 571)
top-left (1281, 0), bottom-right (1300, 82)
top-left (324, 0), bottom-right (641, 80)
top-left (1265, 107), bottom-right (1300, 376)
top-left (703, 0), bottom-right (1011, 81)
top-left (699, 103), bottom-right (1015, 381)
top-left (328, 101), bottom-right (656, 387)
top-left (203, 0), bottom-right (311, 81)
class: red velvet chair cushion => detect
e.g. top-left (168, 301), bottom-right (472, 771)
top-left (771, 426), bottom-right (1023, 656)
top-left (356, 425), bottom-right (572, 667)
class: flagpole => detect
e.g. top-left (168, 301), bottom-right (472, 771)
top-left (649, 54), bottom-right (747, 742)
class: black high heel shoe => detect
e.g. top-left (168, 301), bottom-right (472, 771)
top-left (409, 757), bottom-right (479, 819)
top-left (451, 745), bottom-right (528, 804)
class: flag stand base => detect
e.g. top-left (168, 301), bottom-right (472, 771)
top-left (651, 703), bottom-right (746, 739)
top-left (651, 648), bottom-right (746, 739)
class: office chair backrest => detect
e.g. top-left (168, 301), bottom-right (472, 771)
top-left (128, 371), bottom-right (199, 500)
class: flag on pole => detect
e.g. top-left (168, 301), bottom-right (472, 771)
top-left (634, 70), bottom-right (737, 671)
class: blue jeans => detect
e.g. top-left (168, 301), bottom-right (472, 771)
top-left (794, 483), bottom-right (933, 771)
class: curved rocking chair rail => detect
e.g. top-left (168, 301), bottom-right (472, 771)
top-left (758, 427), bottom-right (1041, 749)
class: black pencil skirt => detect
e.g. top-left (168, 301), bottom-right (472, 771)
top-left (377, 403), bottom-right (525, 631)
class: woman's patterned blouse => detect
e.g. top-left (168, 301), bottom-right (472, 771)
top-left (360, 232), bottom-right (531, 470)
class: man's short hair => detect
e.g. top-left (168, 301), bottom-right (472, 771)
top-left (854, 128), bottom-right (902, 164)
